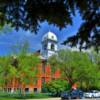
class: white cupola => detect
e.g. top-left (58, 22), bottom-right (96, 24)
top-left (41, 31), bottom-right (58, 59)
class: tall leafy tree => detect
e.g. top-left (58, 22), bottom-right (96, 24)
top-left (89, 51), bottom-right (100, 89)
top-left (0, 54), bottom-right (40, 92)
top-left (10, 38), bottom-right (40, 87)
top-left (0, 39), bottom-right (40, 92)
top-left (17, 54), bottom-right (40, 85)
top-left (0, 0), bottom-right (99, 50)
top-left (0, 56), bottom-right (18, 89)
top-left (48, 49), bottom-right (98, 90)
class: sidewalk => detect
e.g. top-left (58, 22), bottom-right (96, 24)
top-left (28, 98), bottom-right (100, 100)
top-left (28, 98), bottom-right (60, 100)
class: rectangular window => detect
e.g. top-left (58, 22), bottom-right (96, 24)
top-left (42, 62), bottom-right (46, 73)
top-left (34, 88), bottom-right (37, 93)
top-left (8, 88), bottom-right (11, 92)
top-left (25, 88), bottom-right (29, 93)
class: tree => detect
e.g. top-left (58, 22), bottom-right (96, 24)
top-left (48, 49), bottom-right (99, 90)
top-left (0, 56), bottom-right (17, 88)
top-left (90, 51), bottom-right (100, 89)
top-left (0, 0), bottom-right (99, 50)
top-left (0, 53), bottom-right (40, 93)
top-left (44, 79), bottom-right (69, 96)
top-left (17, 53), bottom-right (40, 85)
top-left (10, 39), bottom-right (41, 91)
top-left (0, 24), bottom-right (12, 34)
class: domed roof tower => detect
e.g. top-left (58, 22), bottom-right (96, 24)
top-left (41, 31), bottom-right (58, 59)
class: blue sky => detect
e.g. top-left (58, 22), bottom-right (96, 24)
top-left (0, 13), bottom-right (82, 56)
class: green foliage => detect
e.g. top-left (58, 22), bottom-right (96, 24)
top-left (0, 56), bottom-right (15, 85)
top-left (0, 0), bottom-right (99, 50)
top-left (0, 39), bottom-right (40, 86)
top-left (0, 53), bottom-right (40, 86)
top-left (0, 24), bottom-right (12, 34)
top-left (17, 54), bottom-right (40, 84)
top-left (44, 79), bottom-right (69, 96)
top-left (48, 49), bottom-right (99, 90)
top-left (0, 91), bottom-right (51, 99)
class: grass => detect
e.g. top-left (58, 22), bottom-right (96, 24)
top-left (0, 98), bottom-right (17, 100)
top-left (0, 92), bottom-right (51, 99)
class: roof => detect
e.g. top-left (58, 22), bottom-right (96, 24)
top-left (42, 31), bottom-right (57, 42)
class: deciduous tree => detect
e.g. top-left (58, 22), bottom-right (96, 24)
top-left (48, 49), bottom-right (99, 90)
top-left (45, 79), bottom-right (69, 96)
top-left (0, 0), bottom-right (99, 50)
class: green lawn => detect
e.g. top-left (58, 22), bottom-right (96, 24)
top-left (0, 92), bottom-right (51, 100)
top-left (0, 98), bottom-right (18, 100)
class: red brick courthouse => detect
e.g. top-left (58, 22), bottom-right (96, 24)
top-left (4, 31), bottom-right (60, 93)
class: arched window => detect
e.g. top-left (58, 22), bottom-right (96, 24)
top-left (43, 44), bottom-right (47, 50)
top-left (51, 43), bottom-right (55, 50)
